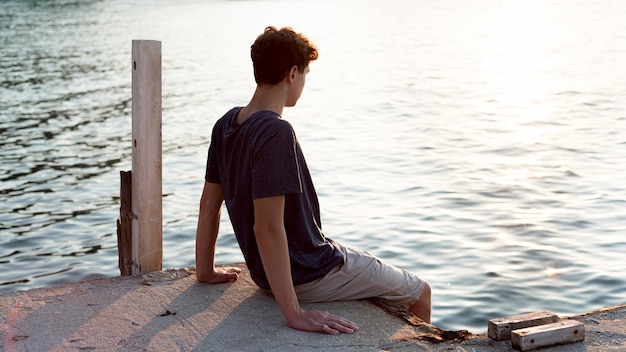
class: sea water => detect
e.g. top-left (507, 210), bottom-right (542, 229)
top-left (1, 0), bottom-right (625, 332)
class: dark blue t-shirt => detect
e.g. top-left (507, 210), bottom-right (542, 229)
top-left (205, 107), bottom-right (344, 290)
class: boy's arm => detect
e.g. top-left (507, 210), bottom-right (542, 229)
top-left (195, 181), bottom-right (241, 283)
top-left (253, 195), bottom-right (359, 334)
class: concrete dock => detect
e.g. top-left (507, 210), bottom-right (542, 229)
top-left (1, 264), bottom-right (624, 351)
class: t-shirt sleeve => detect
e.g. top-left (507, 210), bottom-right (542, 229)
top-left (251, 122), bottom-right (303, 199)
top-left (205, 123), bottom-right (221, 184)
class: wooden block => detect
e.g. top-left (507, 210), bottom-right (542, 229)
top-left (511, 319), bottom-right (585, 351)
top-left (488, 311), bottom-right (559, 340)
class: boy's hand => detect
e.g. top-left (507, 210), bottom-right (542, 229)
top-left (287, 309), bottom-right (359, 335)
top-left (197, 267), bottom-right (242, 284)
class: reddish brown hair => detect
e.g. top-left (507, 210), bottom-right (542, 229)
top-left (251, 26), bottom-right (318, 85)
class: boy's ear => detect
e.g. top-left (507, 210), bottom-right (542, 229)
top-left (288, 65), bottom-right (299, 82)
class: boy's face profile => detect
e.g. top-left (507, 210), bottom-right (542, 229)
top-left (286, 65), bottom-right (310, 107)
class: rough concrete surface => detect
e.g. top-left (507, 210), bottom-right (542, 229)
top-left (1, 264), bottom-right (624, 351)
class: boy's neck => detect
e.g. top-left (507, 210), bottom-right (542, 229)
top-left (236, 84), bottom-right (288, 125)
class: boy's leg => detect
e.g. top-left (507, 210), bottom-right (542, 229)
top-left (409, 281), bottom-right (431, 323)
top-left (295, 243), bottom-right (431, 323)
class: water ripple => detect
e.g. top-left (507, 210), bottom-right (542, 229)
top-left (1, 0), bottom-right (625, 334)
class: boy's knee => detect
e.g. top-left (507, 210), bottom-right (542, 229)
top-left (411, 281), bottom-right (431, 307)
top-left (418, 281), bottom-right (431, 299)
top-left (415, 281), bottom-right (431, 310)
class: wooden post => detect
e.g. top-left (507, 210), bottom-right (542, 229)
top-left (116, 171), bottom-right (133, 276)
top-left (131, 40), bottom-right (162, 275)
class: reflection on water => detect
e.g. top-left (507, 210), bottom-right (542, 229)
top-left (1, 0), bottom-right (131, 290)
top-left (1, 0), bottom-right (625, 332)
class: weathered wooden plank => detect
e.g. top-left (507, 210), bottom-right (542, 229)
top-left (116, 170), bottom-right (133, 276)
top-left (511, 319), bottom-right (585, 351)
top-left (488, 311), bottom-right (559, 340)
top-left (131, 40), bottom-right (162, 275)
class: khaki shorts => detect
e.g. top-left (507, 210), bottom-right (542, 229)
top-left (294, 243), bottom-right (427, 310)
